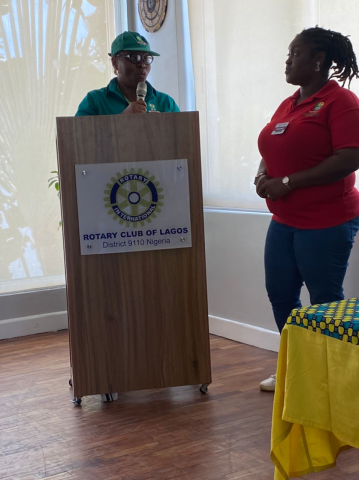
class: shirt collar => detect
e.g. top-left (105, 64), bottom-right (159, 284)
top-left (106, 77), bottom-right (157, 100)
top-left (289, 79), bottom-right (339, 105)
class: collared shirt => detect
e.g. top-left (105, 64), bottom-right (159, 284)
top-left (258, 80), bottom-right (359, 229)
top-left (75, 78), bottom-right (180, 116)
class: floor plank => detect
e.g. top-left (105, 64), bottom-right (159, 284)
top-left (0, 332), bottom-right (357, 479)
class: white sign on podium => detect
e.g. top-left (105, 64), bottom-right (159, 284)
top-left (75, 159), bottom-right (192, 255)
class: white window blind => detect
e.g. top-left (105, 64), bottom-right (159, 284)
top-left (188, 0), bottom-right (359, 210)
top-left (0, 0), bottom-right (115, 293)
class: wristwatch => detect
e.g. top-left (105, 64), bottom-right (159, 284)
top-left (282, 176), bottom-right (291, 190)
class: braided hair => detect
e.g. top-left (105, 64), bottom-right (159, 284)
top-left (298, 27), bottom-right (359, 88)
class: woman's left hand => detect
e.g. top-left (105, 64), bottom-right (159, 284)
top-left (258, 178), bottom-right (291, 201)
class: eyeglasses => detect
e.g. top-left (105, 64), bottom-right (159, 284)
top-left (115, 53), bottom-right (154, 65)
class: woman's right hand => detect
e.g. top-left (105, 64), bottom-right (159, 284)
top-left (256, 175), bottom-right (271, 198)
top-left (122, 100), bottom-right (147, 114)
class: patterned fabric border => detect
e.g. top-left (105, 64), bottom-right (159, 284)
top-left (286, 298), bottom-right (359, 345)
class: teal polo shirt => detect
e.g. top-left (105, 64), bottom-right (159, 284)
top-left (75, 78), bottom-right (180, 116)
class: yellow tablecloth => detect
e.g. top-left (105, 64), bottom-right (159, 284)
top-left (271, 322), bottom-right (359, 479)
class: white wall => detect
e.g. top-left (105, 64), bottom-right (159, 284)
top-left (0, 287), bottom-right (68, 340)
top-left (205, 210), bottom-right (359, 351)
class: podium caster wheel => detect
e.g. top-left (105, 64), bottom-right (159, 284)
top-left (200, 383), bottom-right (209, 394)
top-left (72, 397), bottom-right (82, 406)
top-left (69, 379), bottom-right (73, 388)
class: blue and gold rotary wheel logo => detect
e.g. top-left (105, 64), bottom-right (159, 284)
top-left (104, 168), bottom-right (164, 227)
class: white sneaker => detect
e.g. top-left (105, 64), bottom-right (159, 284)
top-left (101, 393), bottom-right (118, 402)
top-left (260, 374), bottom-right (276, 392)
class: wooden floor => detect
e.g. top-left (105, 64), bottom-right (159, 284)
top-left (0, 332), bottom-right (358, 480)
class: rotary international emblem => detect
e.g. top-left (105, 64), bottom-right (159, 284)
top-left (104, 168), bottom-right (164, 227)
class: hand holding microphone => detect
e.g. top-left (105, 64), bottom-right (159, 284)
top-left (122, 82), bottom-right (148, 114)
top-left (122, 101), bottom-right (146, 114)
top-left (136, 82), bottom-right (159, 113)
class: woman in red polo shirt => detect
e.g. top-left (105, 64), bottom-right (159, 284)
top-left (256, 27), bottom-right (359, 391)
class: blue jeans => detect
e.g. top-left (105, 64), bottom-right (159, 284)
top-left (265, 217), bottom-right (359, 333)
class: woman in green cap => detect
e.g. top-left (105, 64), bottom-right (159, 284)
top-left (76, 31), bottom-right (179, 116)
top-left (75, 32), bottom-right (179, 403)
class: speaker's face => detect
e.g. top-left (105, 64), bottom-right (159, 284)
top-left (112, 51), bottom-right (151, 89)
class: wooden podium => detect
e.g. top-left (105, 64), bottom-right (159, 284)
top-left (56, 112), bottom-right (211, 402)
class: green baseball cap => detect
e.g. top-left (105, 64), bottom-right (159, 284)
top-left (109, 31), bottom-right (160, 57)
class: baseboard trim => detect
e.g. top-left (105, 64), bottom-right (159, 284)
top-left (209, 315), bottom-right (280, 352)
top-left (0, 311), bottom-right (279, 352)
top-left (0, 312), bottom-right (68, 340)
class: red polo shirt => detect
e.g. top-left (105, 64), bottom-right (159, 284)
top-left (258, 80), bottom-right (359, 228)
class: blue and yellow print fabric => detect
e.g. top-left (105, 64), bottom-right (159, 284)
top-left (287, 298), bottom-right (359, 345)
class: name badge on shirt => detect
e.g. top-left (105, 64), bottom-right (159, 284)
top-left (271, 122), bottom-right (289, 135)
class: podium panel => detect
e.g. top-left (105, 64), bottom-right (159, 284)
top-left (56, 112), bottom-right (211, 398)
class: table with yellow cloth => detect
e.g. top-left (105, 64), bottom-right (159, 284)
top-left (271, 298), bottom-right (359, 479)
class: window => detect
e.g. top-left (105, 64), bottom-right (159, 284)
top-left (0, 0), bottom-right (115, 293)
top-left (188, 0), bottom-right (359, 210)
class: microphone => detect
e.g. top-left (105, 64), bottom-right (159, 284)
top-left (136, 82), bottom-right (147, 102)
